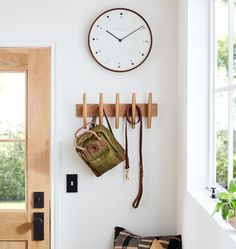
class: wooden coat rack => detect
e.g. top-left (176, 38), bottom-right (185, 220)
top-left (76, 93), bottom-right (158, 129)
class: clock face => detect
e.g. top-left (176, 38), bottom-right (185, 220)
top-left (88, 8), bottom-right (153, 72)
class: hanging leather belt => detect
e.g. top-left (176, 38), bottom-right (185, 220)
top-left (125, 105), bottom-right (143, 209)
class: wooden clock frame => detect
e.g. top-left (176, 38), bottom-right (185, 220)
top-left (88, 8), bottom-right (153, 73)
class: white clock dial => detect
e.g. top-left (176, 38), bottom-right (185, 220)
top-left (88, 8), bottom-right (152, 72)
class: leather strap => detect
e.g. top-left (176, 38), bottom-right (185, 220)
top-left (125, 105), bottom-right (143, 208)
top-left (84, 109), bottom-right (114, 136)
top-left (103, 109), bottom-right (114, 136)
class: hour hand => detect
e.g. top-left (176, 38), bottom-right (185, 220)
top-left (106, 30), bottom-right (122, 42)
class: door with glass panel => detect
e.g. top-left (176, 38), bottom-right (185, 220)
top-left (0, 48), bottom-right (50, 249)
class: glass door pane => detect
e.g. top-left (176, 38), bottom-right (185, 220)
top-left (0, 73), bottom-right (25, 139)
top-left (0, 73), bottom-right (26, 209)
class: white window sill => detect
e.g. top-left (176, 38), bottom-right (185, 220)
top-left (188, 189), bottom-right (236, 244)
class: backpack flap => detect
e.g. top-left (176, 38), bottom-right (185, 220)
top-left (75, 131), bottom-right (109, 163)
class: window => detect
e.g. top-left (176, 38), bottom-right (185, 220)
top-left (213, 0), bottom-right (236, 189)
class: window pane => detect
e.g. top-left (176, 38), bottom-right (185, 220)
top-left (0, 142), bottom-right (25, 209)
top-left (233, 91), bottom-right (236, 178)
top-left (234, 1), bottom-right (236, 84)
top-left (0, 73), bottom-right (25, 140)
top-left (215, 92), bottom-right (228, 188)
top-left (215, 0), bottom-right (229, 87)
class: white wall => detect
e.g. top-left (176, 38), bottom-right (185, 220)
top-left (176, 0), bottom-right (188, 238)
top-left (182, 193), bottom-right (236, 249)
top-left (0, 1), bottom-right (178, 249)
top-left (187, 0), bottom-right (210, 190)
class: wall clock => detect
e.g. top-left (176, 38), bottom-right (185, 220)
top-left (88, 8), bottom-right (153, 72)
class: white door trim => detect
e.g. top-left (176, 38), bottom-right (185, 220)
top-left (0, 38), bottom-right (59, 249)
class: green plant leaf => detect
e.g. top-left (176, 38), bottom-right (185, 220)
top-left (228, 179), bottom-right (236, 193)
top-left (232, 200), bottom-right (236, 208)
top-left (231, 193), bottom-right (236, 201)
top-left (212, 202), bottom-right (223, 216)
top-left (221, 204), bottom-right (231, 220)
top-left (228, 209), bottom-right (235, 218)
top-left (218, 192), bottom-right (230, 200)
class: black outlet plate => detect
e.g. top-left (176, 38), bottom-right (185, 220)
top-left (66, 174), bottom-right (78, 193)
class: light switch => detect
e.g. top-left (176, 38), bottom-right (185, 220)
top-left (66, 174), bottom-right (78, 193)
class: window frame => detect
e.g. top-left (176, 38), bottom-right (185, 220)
top-left (210, 0), bottom-right (236, 190)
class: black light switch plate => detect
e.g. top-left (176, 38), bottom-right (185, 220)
top-left (66, 174), bottom-right (78, 192)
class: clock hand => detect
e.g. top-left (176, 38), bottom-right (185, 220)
top-left (120, 25), bottom-right (144, 41)
top-left (106, 30), bottom-right (122, 42)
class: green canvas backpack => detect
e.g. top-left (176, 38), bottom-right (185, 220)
top-left (74, 112), bottom-right (126, 177)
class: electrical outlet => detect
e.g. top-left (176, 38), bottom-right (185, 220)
top-left (66, 174), bottom-right (78, 193)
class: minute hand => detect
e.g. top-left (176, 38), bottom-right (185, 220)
top-left (120, 25), bottom-right (144, 41)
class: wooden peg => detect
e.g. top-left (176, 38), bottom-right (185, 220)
top-left (147, 93), bottom-right (152, 128)
top-left (115, 93), bottom-right (120, 129)
top-left (82, 93), bottom-right (87, 128)
top-left (132, 93), bottom-right (136, 129)
top-left (99, 93), bottom-right (103, 125)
